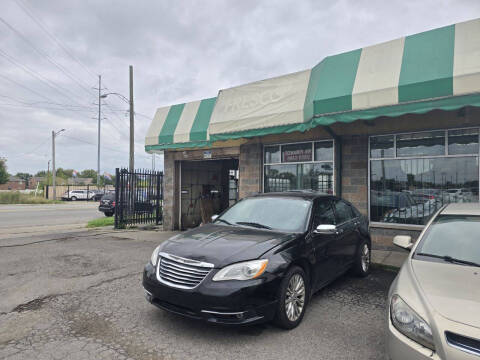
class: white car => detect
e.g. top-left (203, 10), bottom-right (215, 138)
top-left (387, 203), bottom-right (480, 359)
top-left (62, 190), bottom-right (95, 201)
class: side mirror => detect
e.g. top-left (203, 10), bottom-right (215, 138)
top-left (393, 235), bottom-right (413, 251)
top-left (211, 214), bottom-right (219, 222)
top-left (314, 224), bottom-right (337, 234)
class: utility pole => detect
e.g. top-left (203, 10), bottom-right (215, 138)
top-left (47, 160), bottom-right (50, 185)
top-left (51, 129), bottom-right (65, 201)
top-left (97, 75), bottom-right (101, 186)
top-left (52, 131), bottom-right (56, 200)
top-left (152, 153), bottom-right (155, 171)
top-left (129, 65), bottom-right (134, 171)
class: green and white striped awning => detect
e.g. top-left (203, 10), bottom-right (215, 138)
top-left (146, 18), bottom-right (480, 150)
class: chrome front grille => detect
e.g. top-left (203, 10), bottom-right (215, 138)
top-left (446, 331), bottom-right (480, 357)
top-left (156, 252), bottom-right (214, 289)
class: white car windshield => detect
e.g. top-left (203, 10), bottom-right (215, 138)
top-left (217, 197), bottom-right (312, 233)
top-left (415, 215), bottom-right (480, 265)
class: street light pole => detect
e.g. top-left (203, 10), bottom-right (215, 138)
top-left (97, 75), bottom-right (101, 186)
top-left (51, 129), bottom-right (65, 200)
top-left (129, 65), bottom-right (134, 172)
top-left (52, 131), bottom-right (55, 200)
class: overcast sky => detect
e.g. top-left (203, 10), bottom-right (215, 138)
top-left (0, 0), bottom-right (478, 176)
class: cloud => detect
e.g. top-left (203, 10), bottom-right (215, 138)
top-left (0, 0), bottom-right (478, 175)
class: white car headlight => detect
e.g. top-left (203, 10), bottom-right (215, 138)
top-left (212, 259), bottom-right (268, 281)
top-left (150, 245), bottom-right (161, 266)
top-left (390, 294), bottom-right (435, 350)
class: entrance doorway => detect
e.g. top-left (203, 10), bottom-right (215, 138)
top-left (179, 158), bottom-right (238, 229)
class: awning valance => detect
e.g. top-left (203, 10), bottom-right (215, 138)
top-left (146, 18), bottom-right (480, 150)
top-left (145, 97), bottom-right (216, 152)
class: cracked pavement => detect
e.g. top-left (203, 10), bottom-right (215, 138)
top-left (0, 227), bottom-right (397, 359)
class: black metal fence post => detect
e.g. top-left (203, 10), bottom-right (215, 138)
top-left (114, 168), bottom-right (120, 229)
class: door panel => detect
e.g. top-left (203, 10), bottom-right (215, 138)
top-left (333, 200), bottom-right (358, 266)
top-left (310, 199), bottom-right (340, 289)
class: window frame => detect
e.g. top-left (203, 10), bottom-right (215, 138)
top-left (368, 126), bottom-right (480, 228)
top-left (263, 139), bottom-right (335, 194)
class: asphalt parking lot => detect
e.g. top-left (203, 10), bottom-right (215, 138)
top-left (0, 228), bottom-right (397, 360)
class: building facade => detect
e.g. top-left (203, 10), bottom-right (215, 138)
top-left (145, 19), bottom-right (480, 249)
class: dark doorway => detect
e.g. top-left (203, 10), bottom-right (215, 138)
top-left (179, 158), bottom-right (238, 229)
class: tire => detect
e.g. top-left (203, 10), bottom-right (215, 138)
top-left (104, 212), bottom-right (113, 217)
top-left (351, 240), bottom-right (371, 277)
top-left (71, 196), bottom-right (77, 201)
top-left (274, 266), bottom-right (309, 329)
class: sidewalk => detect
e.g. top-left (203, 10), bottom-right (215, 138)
top-left (372, 249), bottom-right (408, 269)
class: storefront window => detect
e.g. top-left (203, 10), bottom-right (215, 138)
top-left (370, 129), bottom-right (479, 225)
top-left (264, 141), bottom-right (334, 194)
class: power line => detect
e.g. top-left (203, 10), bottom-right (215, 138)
top-left (4, 135), bottom-right (51, 159)
top-left (0, 15), bottom-right (95, 103)
top-left (0, 93), bottom-right (95, 111)
top-left (13, 0), bottom-right (98, 80)
top-left (0, 48), bottom-right (95, 109)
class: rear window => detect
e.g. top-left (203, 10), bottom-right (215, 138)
top-left (101, 193), bottom-right (115, 200)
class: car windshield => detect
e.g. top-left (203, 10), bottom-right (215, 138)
top-left (217, 197), bottom-right (312, 233)
top-left (415, 215), bottom-right (480, 265)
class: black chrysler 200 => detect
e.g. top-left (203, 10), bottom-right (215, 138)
top-left (143, 191), bottom-right (371, 329)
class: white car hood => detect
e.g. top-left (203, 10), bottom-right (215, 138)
top-left (412, 259), bottom-right (480, 329)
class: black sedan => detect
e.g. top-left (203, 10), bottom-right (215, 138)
top-left (143, 191), bottom-right (371, 329)
top-left (98, 193), bottom-right (115, 217)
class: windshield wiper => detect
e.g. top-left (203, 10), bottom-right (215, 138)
top-left (236, 221), bottom-right (272, 230)
top-left (416, 253), bottom-right (480, 268)
top-left (216, 218), bottom-right (232, 225)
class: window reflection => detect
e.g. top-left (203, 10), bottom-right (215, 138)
top-left (448, 129), bottom-right (479, 155)
top-left (370, 157), bottom-right (479, 225)
top-left (314, 141), bottom-right (334, 161)
top-left (264, 163), bottom-right (333, 194)
top-left (264, 145), bottom-right (280, 163)
top-left (396, 131), bottom-right (445, 157)
top-left (370, 135), bottom-right (394, 158)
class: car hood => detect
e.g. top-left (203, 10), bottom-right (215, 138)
top-left (159, 223), bottom-right (298, 268)
top-left (412, 259), bottom-right (480, 328)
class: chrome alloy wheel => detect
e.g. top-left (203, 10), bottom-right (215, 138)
top-left (361, 244), bottom-right (370, 272)
top-left (285, 273), bottom-right (305, 322)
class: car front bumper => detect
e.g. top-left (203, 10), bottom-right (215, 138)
top-left (98, 205), bottom-right (114, 212)
top-left (143, 262), bottom-right (279, 325)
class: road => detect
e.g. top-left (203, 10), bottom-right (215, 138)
top-left (0, 225), bottom-right (397, 360)
top-left (0, 203), bottom-right (102, 236)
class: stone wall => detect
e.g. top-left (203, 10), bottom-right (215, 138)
top-left (162, 151), bottom-right (176, 231)
top-left (238, 143), bottom-right (262, 199)
top-left (340, 135), bottom-right (368, 215)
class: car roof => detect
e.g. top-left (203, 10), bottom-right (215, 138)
top-left (251, 190), bottom-right (333, 201)
top-left (440, 202), bottom-right (480, 216)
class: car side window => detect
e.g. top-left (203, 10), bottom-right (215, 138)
top-left (334, 200), bottom-right (354, 224)
top-left (312, 200), bottom-right (336, 228)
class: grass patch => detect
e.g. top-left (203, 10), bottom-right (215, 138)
top-left (0, 192), bottom-right (62, 204)
top-left (86, 216), bottom-right (114, 228)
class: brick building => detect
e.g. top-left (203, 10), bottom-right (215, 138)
top-left (0, 176), bottom-right (26, 190)
top-left (145, 19), bottom-right (480, 248)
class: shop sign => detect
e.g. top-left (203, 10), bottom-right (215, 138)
top-left (203, 150), bottom-right (212, 159)
top-left (282, 148), bottom-right (312, 162)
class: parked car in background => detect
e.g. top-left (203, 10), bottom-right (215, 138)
top-left (61, 190), bottom-right (95, 201)
top-left (387, 203), bottom-right (480, 359)
top-left (92, 190), bottom-right (106, 201)
top-left (143, 191), bottom-right (371, 329)
top-left (98, 192), bottom-right (115, 217)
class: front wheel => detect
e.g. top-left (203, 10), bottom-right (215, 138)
top-left (70, 196), bottom-right (77, 201)
top-left (274, 266), bottom-right (309, 329)
top-left (104, 212), bottom-right (113, 217)
top-left (352, 241), bottom-right (371, 277)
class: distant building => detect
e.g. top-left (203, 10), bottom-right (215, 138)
top-left (68, 177), bottom-right (93, 185)
top-left (0, 176), bottom-right (25, 190)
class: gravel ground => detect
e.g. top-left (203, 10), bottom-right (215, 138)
top-left (0, 230), bottom-right (396, 360)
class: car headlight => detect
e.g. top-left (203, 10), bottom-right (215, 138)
top-left (390, 294), bottom-right (435, 350)
top-left (150, 245), bottom-right (161, 266)
top-left (212, 259), bottom-right (268, 281)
